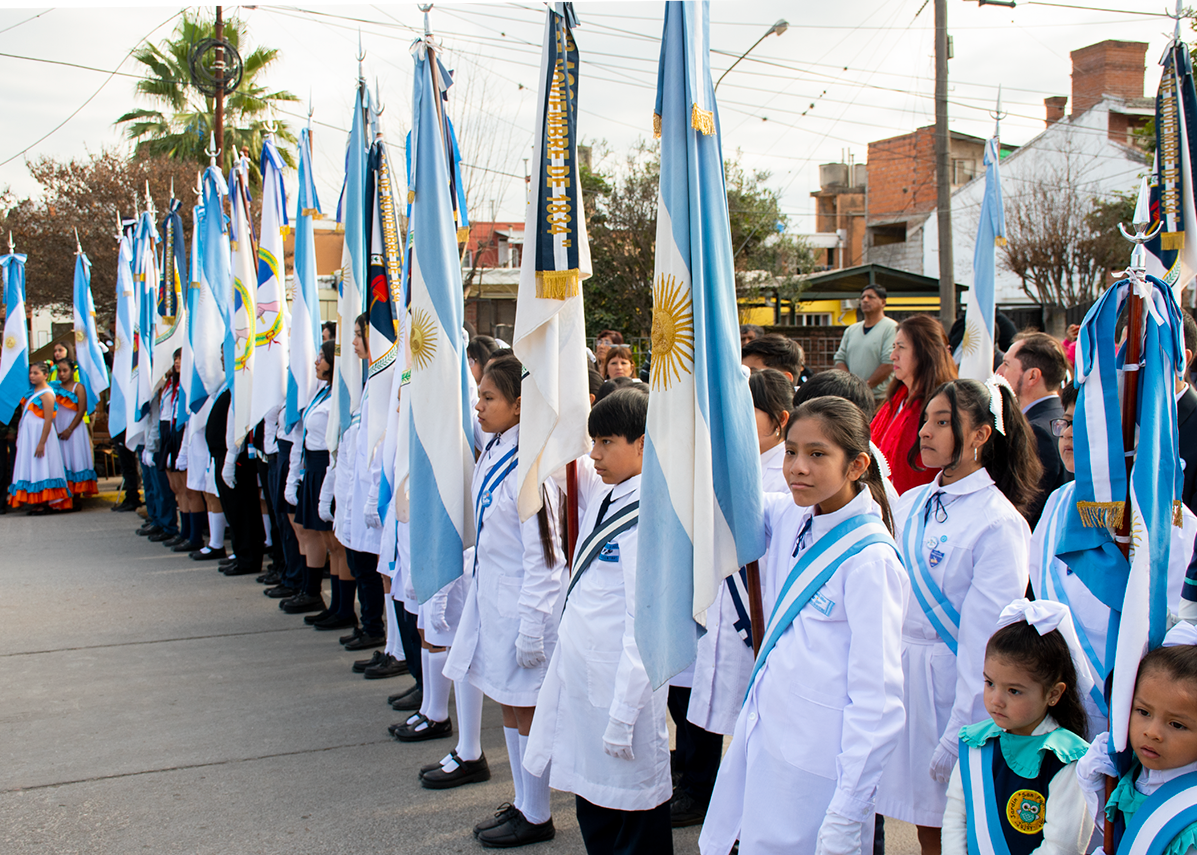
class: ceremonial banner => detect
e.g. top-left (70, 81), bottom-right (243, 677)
top-left (364, 138), bottom-right (404, 459)
top-left (200, 165), bottom-right (234, 408)
top-left (403, 38), bottom-right (476, 602)
top-left (152, 198), bottom-right (187, 394)
top-left (110, 227), bottom-right (136, 440)
top-left (249, 138), bottom-right (290, 430)
top-left (637, 0), bottom-right (766, 688)
top-left (72, 251), bottom-right (109, 416)
top-left (512, 2), bottom-right (592, 521)
top-left (0, 250), bottom-right (29, 424)
top-left (1146, 39), bottom-right (1197, 303)
top-left (328, 79), bottom-right (371, 450)
top-left (133, 209), bottom-right (159, 426)
top-left (287, 126), bottom-right (322, 432)
top-left (228, 156), bottom-right (257, 442)
top-left (187, 195), bottom-right (223, 412)
top-left (959, 137), bottom-right (1007, 381)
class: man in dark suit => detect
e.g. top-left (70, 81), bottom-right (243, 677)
top-left (997, 332), bottom-right (1071, 528)
top-left (1177, 311), bottom-right (1197, 515)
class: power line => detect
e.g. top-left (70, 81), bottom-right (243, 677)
top-left (0, 8), bottom-right (53, 37)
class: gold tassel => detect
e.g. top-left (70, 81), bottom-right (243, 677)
top-left (691, 103), bottom-right (716, 136)
top-left (301, 207), bottom-right (319, 216)
top-left (1076, 500), bottom-right (1125, 529)
top-left (653, 112), bottom-right (662, 139)
top-left (230, 240), bottom-right (238, 251)
top-left (1176, 500), bottom-right (1184, 528)
top-left (1162, 231), bottom-right (1185, 251)
top-left (456, 227), bottom-right (470, 244)
top-left (994, 236), bottom-right (1008, 247)
top-left (536, 269), bottom-right (581, 300)
top-left (407, 190), bottom-right (416, 204)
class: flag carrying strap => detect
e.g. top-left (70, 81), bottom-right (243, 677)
top-left (902, 483), bottom-right (963, 654)
top-left (1115, 770), bottom-right (1197, 855)
top-left (746, 514), bottom-right (898, 698)
top-left (961, 741), bottom-right (1013, 855)
top-left (471, 443), bottom-right (519, 577)
top-left (564, 499), bottom-right (640, 607)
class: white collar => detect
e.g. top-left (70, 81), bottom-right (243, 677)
top-left (1177, 382), bottom-right (1188, 403)
top-left (760, 442), bottom-right (785, 472)
top-left (932, 466), bottom-right (996, 497)
top-left (609, 473), bottom-right (641, 502)
top-left (1138, 758), bottom-right (1197, 797)
top-left (798, 483), bottom-right (878, 528)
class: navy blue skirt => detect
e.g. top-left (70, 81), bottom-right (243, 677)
top-left (294, 449), bottom-right (332, 531)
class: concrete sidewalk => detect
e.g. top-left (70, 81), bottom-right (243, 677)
top-left (0, 504), bottom-right (919, 854)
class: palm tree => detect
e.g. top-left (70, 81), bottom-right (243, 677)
top-left (117, 11), bottom-right (299, 186)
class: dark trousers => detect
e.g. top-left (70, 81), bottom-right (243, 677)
top-left (346, 547), bottom-right (385, 637)
top-left (111, 431), bottom-right (141, 503)
top-left (268, 442), bottom-right (302, 590)
top-left (398, 603), bottom-right (423, 689)
top-left (575, 796), bottom-right (673, 855)
top-left (667, 685), bottom-right (723, 805)
top-left (142, 459), bottom-right (177, 533)
top-left (212, 446), bottom-right (265, 571)
top-left (256, 456), bottom-right (281, 567)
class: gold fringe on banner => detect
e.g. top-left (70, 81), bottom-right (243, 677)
top-left (653, 113), bottom-right (662, 139)
top-left (1163, 231), bottom-right (1186, 251)
top-left (691, 103), bottom-right (716, 136)
top-left (994, 236), bottom-right (1008, 247)
top-left (302, 207), bottom-right (319, 216)
top-left (456, 227), bottom-right (470, 244)
top-left (407, 190), bottom-right (416, 204)
top-left (230, 240), bottom-right (239, 251)
top-left (1077, 501), bottom-right (1124, 529)
top-left (1176, 500), bottom-right (1185, 528)
top-left (536, 269), bottom-right (581, 300)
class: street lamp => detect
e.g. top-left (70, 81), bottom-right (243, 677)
top-left (714, 19), bottom-right (788, 92)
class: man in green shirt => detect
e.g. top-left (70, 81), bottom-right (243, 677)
top-left (833, 285), bottom-right (898, 401)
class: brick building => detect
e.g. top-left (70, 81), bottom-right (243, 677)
top-left (809, 161), bottom-right (867, 270)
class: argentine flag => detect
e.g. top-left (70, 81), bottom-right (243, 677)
top-left (109, 229), bottom-right (136, 440)
top-left (201, 165), bottom-right (235, 414)
top-left (959, 137), bottom-right (1006, 381)
top-left (186, 197), bottom-right (222, 412)
top-left (287, 126), bottom-right (322, 432)
top-left (404, 40), bottom-right (476, 603)
top-left (152, 199), bottom-right (187, 395)
top-left (133, 210), bottom-right (159, 426)
top-left (0, 250), bottom-right (29, 425)
top-left (72, 251), bottom-right (109, 415)
top-left (249, 138), bottom-right (290, 431)
top-left (637, 0), bottom-right (766, 688)
top-left (229, 157), bottom-right (258, 443)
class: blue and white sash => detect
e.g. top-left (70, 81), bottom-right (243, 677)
top-left (1116, 771), bottom-right (1197, 855)
top-left (471, 442), bottom-right (518, 576)
top-left (961, 742), bottom-right (1013, 855)
top-left (746, 513), bottom-right (898, 696)
top-left (902, 483), bottom-right (962, 654)
top-left (564, 499), bottom-right (640, 606)
top-left (1038, 483), bottom-right (1109, 716)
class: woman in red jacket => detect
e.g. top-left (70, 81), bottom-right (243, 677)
top-left (870, 314), bottom-right (957, 495)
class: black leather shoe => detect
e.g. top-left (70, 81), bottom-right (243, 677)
top-left (339, 628), bottom-right (363, 644)
top-left (352, 650), bottom-right (386, 673)
top-left (282, 594), bottom-right (325, 614)
top-left (421, 751), bottom-right (491, 789)
top-left (264, 585), bottom-right (296, 599)
top-left (256, 571), bottom-right (281, 585)
top-left (669, 789), bottom-right (707, 828)
top-left (343, 633), bottom-right (385, 651)
top-left (475, 804), bottom-right (519, 838)
top-left (162, 535), bottom-right (186, 548)
top-left (364, 654), bottom-right (409, 680)
top-left (303, 609), bottom-right (334, 625)
top-left (222, 562), bottom-right (261, 577)
top-left (477, 808), bottom-right (555, 848)
top-left (388, 685), bottom-right (420, 705)
top-left (218, 556), bottom-right (237, 568)
top-left (389, 712), bottom-right (452, 742)
top-left (113, 499), bottom-right (142, 513)
top-left (190, 547), bottom-right (226, 561)
top-left (171, 539), bottom-right (201, 553)
top-left (148, 530), bottom-right (176, 543)
top-left (312, 613), bottom-right (358, 631)
top-left (136, 523), bottom-right (160, 536)
top-left (391, 687), bottom-right (423, 711)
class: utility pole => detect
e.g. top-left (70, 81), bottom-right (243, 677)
top-left (935, 0), bottom-right (955, 326)
top-left (213, 6), bottom-right (225, 171)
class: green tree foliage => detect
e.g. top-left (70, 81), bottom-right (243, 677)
top-left (116, 11), bottom-right (299, 186)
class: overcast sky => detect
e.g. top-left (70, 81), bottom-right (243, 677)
top-left (0, 2), bottom-right (1185, 233)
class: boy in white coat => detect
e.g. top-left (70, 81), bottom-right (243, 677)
top-left (524, 387), bottom-right (673, 854)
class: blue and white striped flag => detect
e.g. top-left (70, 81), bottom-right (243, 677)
top-left (959, 137), bottom-right (1006, 381)
top-left (287, 126), bottom-right (322, 432)
top-left (249, 138), bottom-right (290, 431)
top-left (229, 156), bottom-right (257, 443)
top-left (71, 250), bottom-right (109, 416)
top-left (110, 228), bottom-right (136, 440)
top-left (637, 0), bottom-right (766, 688)
top-left (403, 37), bottom-right (476, 603)
top-left (186, 194), bottom-right (222, 413)
top-left (0, 250), bottom-right (29, 424)
top-left (152, 198), bottom-right (187, 394)
top-left (201, 165), bottom-right (235, 411)
top-left (133, 210), bottom-right (159, 426)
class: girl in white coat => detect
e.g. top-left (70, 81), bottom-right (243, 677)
top-left (442, 355), bottom-right (567, 846)
top-left (700, 396), bottom-right (909, 855)
top-left (875, 377), bottom-right (1042, 855)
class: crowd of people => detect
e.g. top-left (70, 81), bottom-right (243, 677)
top-left (6, 290), bottom-right (1197, 855)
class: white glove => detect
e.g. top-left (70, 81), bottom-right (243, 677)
top-left (141, 447), bottom-right (153, 467)
top-left (929, 739), bottom-right (959, 784)
top-left (814, 810), bottom-right (864, 855)
top-left (404, 572), bottom-right (417, 602)
top-left (364, 498), bottom-right (381, 529)
top-left (221, 454), bottom-right (237, 489)
top-left (516, 633), bottom-right (546, 669)
top-left (318, 495), bottom-right (334, 523)
top-left (602, 718), bottom-right (635, 761)
top-left (1077, 731), bottom-right (1117, 794)
top-left (285, 478), bottom-right (299, 508)
top-left (429, 587), bottom-right (452, 634)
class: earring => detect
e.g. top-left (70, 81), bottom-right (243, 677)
top-left (973, 446), bottom-right (978, 462)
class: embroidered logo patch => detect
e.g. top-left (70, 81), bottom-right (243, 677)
top-left (807, 590), bottom-right (835, 616)
top-left (598, 543), bottom-right (620, 563)
top-left (1005, 789), bottom-right (1046, 834)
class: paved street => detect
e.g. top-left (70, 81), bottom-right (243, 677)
top-left (0, 494), bottom-right (918, 854)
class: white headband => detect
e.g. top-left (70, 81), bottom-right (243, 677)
top-left (996, 598), bottom-right (1098, 702)
top-left (984, 375), bottom-right (1014, 436)
top-left (1163, 622), bottom-right (1197, 648)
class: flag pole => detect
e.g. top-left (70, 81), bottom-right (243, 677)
top-left (746, 561), bottom-right (764, 658)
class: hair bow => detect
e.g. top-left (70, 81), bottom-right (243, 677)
top-left (997, 598), bottom-right (1098, 703)
top-left (1163, 622), bottom-right (1197, 648)
top-left (869, 440), bottom-right (892, 480)
top-left (984, 374), bottom-right (1015, 436)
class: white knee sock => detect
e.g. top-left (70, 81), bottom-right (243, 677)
top-left (421, 649), bottom-right (451, 723)
top-left (208, 512), bottom-right (227, 550)
top-left (262, 513), bottom-right (273, 547)
top-left (504, 726), bottom-right (524, 809)
top-left (519, 733), bottom-right (551, 825)
top-left (453, 679), bottom-right (484, 762)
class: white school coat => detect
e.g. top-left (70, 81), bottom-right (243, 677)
top-left (523, 461), bottom-right (672, 812)
top-left (1030, 481), bottom-right (1197, 736)
top-left (875, 468), bottom-right (1031, 827)
top-left (444, 424), bottom-right (568, 707)
top-left (688, 442), bottom-right (788, 735)
top-left (700, 487), bottom-right (909, 855)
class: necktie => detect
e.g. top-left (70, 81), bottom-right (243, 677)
top-left (791, 516), bottom-right (814, 557)
top-left (595, 489), bottom-right (615, 528)
top-left (924, 490), bottom-right (949, 525)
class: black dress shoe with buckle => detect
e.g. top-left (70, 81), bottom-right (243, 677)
top-left (389, 712), bottom-right (452, 742)
top-left (364, 654), bottom-right (408, 680)
top-left (312, 613), bottom-right (358, 631)
top-left (343, 633), bottom-right (385, 651)
top-left (352, 650), bottom-right (386, 673)
top-left (281, 594), bottom-right (325, 614)
top-left (477, 809), bottom-right (555, 848)
top-left (475, 804), bottom-right (520, 838)
top-left (420, 751), bottom-right (491, 789)
top-left (264, 585), bottom-right (296, 599)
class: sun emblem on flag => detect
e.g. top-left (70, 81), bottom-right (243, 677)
top-left (410, 307), bottom-right (437, 372)
top-left (4, 336), bottom-right (16, 350)
top-left (74, 330), bottom-right (85, 343)
top-left (961, 318), bottom-right (980, 357)
top-left (650, 273), bottom-right (695, 391)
